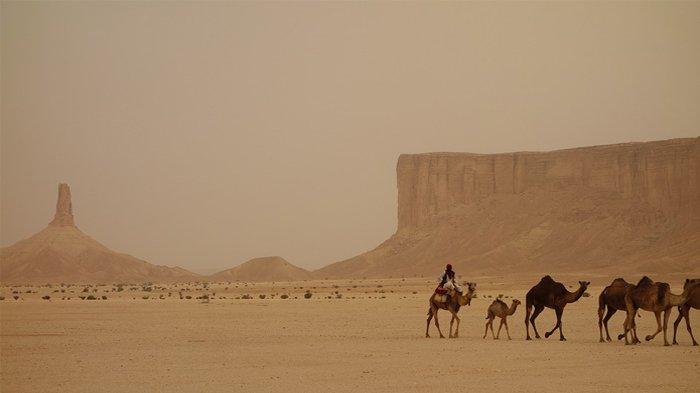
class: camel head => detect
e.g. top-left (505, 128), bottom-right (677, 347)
top-left (578, 281), bottom-right (591, 296)
top-left (512, 299), bottom-right (522, 306)
top-left (458, 282), bottom-right (477, 306)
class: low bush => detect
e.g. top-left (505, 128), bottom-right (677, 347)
top-left (42, 295), bottom-right (51, 300)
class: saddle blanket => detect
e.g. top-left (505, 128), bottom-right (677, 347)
top-left (434, 294), bottom-right (448, 303)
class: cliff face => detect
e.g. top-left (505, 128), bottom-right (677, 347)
top-left (315, 137), bottom-right (700, 279)
top-left (397, 138), bottom-right (699, 231)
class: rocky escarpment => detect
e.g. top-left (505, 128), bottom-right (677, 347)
top-left (0, 184), bottom-right (199, 284)
top-left (315, 137), bottom-right (700, 279)
top-left (397, 138), bottom-right (699, 231)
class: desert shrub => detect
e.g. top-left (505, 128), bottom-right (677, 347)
top-left (0, 296), bottom-right (4, 301)
top-left (582, 292), bottom-right (590, 297)
top-left (241, 294), bottom-right (252, 299)
top-left (87, 295), bottom-right (97, 300)
top-left (412, 291), bottom-right (418, 294)
top-left (258, 294), bottom-right (266, 299)
top-left (304, 291), bottom-right (312, 299)
top-left (185, 295), bottom-right (192, 299)
top-left (79, 296), bottom-right (86, 300)
top-left (82, 287), bottom-right (89, 293)
top-left (159, 295), bottom-right (165, 299)
top-left (335, 293), bottom-right (343, 299)
top-left (14, 296), bottom-right (20, 300)
top-left (498, 294), bottom-right (503, 298)
top-left (101, 295), bottom-right (107, 300)
top-left (42, 295), bottom-right (51, 300)
top-left (142, 296), bottom-right (150, 300)
top-left (280, 294), bottom-right (289, 299)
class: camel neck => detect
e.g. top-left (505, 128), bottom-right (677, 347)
top-left (507, 302), bottom-right (519, 315)
top-left (668, 292), bottom-right (686, 306)
top-left (565, 286), bottom-right (585, 303)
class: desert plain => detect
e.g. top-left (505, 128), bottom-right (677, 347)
top-left (1, 274), bottom-right (698, 393)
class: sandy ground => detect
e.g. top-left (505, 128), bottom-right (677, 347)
top-left (1, 277), bottom-right (698, 392)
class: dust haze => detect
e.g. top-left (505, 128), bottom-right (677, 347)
top-left (2, 2), bottom-right (699, 274)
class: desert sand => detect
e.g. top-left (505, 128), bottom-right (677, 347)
top-left (1, 276), bottom-right (698, 393)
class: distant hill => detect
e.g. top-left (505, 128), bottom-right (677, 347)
top-left (209, 256), bottom-right (310, 282)
top-left (0, 184), bottom-right (199, 285)
top-left (314, 137), bottom-right (700, 279)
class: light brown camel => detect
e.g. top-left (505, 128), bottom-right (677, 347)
top-left (622, 276), bottom-right (691, 346)
top-left (426, 282), bottom-right (476, 338)
top-left (672, 278), bottom-right (700, 346)
top-left (483, 298), bottom-right (521, 340)
top-left (525, 276), bottom-right (590, 341)
top-left (598, 278), bottom-right (639, 343)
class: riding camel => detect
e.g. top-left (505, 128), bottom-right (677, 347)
top-left (525, 276), bottom-right (590, 341)
top-left (483, 298), bottom-right (521, 340)
top-left (426, 282), bottom-right (476, 338)
top-left (598, 278), bottom-right (639, 343)
top-left (672, 278), bottom-right (700, 346)
top-left (622, 276), bottom-right (691, 346)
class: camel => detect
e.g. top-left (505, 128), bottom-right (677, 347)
top-left (426, 282), bottom-right (476, 338)
top-left (672, 278), bottom-right (700, 346)
top-left (525, 276), bottom-right (590, 341)
top-left (622, 276), bottom-right (691, 346)
top-left (483, 298), bottom-right (521, 340)
top-left (598, 278), bottom-right (639, 343)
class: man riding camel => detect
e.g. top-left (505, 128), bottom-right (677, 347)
top-left (437, 264), bottom-right (462, 298)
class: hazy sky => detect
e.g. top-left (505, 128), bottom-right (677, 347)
top-left (2, 2), bottom-right (699, 273)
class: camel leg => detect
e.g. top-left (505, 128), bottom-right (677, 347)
top-left (484, 317), bottom-right (492, 339)
top-left (598, 305), bottom-right (606, 343)
top-left (453, 313), bottom-right (461, 338)
top-left (645, 311), bottom-right (663, 342)
top-left (504, 318), bottom-right (512, 340)
top-left (434, 310), bottom-right (445, 339)
top-left (530, 305), bottom-right (545, 339)
top-left (490, 317), bottom-right (496, 339)
top-left (545, 308), bottom-right (564, 341)
top-left (621, 305), bottom-right (638, 345)
top-left (602, 308), bottom-right (616, 342)
top-left (525, 304), bottom-right (532, 340)
top-left (672, 306), bottom-right (683, 345)
top-left (683, 307), bottom-right (698, 346)
top-left (426, 306), bottom-right (434, 338)
top-left (449, 313), bottom-right (455, 338)
top-left (662, 308), bottom-right (671, 346)
top-left (496, 319), bottom-right (504, 339)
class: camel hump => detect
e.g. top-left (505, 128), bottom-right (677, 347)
top-left (657, 282), bottom-right (670, 303)
top-left (637, 276), bottom-right (654, 287)
top-left (611, 278), bottom-right (627, 286)
top-left (493, 298), bottom-right (506, 306)
top-left (540, 275), bottom-right (554, 284)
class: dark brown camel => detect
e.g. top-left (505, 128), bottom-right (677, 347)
top-left (598, 278), bottom-right (639, 343)
top-left (622, 276), bottom-right (691, 346)
top-left (672, 278), bottom-right (700, 346)
top-left (525, 276), bottom-right (590, 341)
top-left (426, 282), bottom-right (476, 338)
